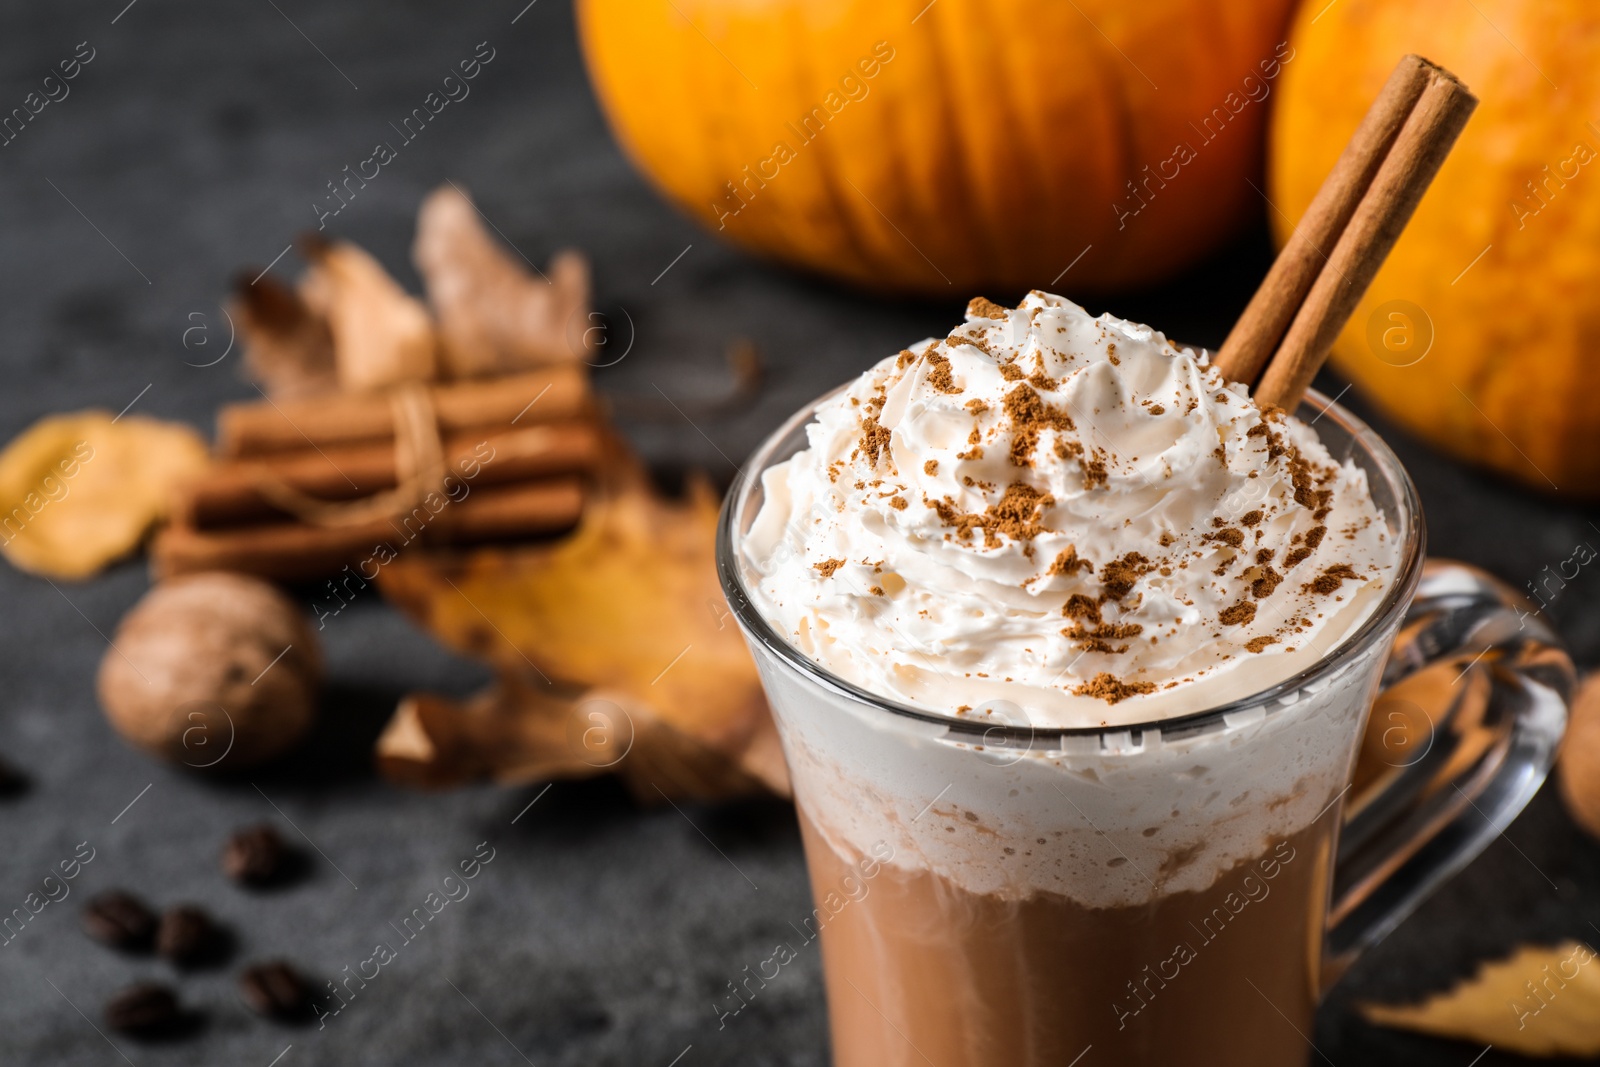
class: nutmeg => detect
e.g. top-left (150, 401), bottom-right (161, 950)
top-left (1558, 672), bottom-right (1600, 840)
top-left (96, 572), bottom-right (320, 770)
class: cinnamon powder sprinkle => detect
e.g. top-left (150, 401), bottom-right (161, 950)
top-left (1073, 672), bottom-right (1156, 704)
top-left (1282, 545), bottom-right (1313, 570)
top-left (1240, 510), bottom-right (1264, 526)
top-left (930, 482), bottom-right (1055, 548)
top-left (1219, 602), bottom-right (1257, 626)
top-left (1204, 528), bottom-right (1245, 548)
top-left (889, 496), bottom-right (908, 510)
top-left (1080, 452), bottom-right (1109, 490)
top-left (924, 352), bottom-right (963, 394)
top-left (1099, 552), bottom-right (1151, 600)
top-left (1252, 565), bottom-right (1283, 599)
top-left (1247, 422), bottom-right (1288, 461)
top-left (998, 362), bottom-right (1025, 382)
top-left (1305, 563), bottom-right (1360, 595)
top-left (1288, 451), bottom-right (1319, 509)
top-left (814, 559), bottom-right (845, 577)
top-left (965, 398), bottom-right (990, 415)
top-left (924, 459), bottom-right (939, 475)
top-left (1063, 621), bottom-right (1144, 654)
top-left (1003, 384), bottom-right (1075, 467)
top-left (1063, 594), bottom-right (1101, 621)
top-left (953, 332), bottom-right (997, 356)
top-left (1048, 546), bottom-right (1095, 577)
top-left (1244, 636), bottom-right (1279, 653)
top-left (859, 417), bottom-right (892, 468)
top-left (967, 296), bottom-right (1009, 319)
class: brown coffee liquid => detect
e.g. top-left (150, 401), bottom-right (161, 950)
top-left (799, 809), bottom-right (1333, 1067)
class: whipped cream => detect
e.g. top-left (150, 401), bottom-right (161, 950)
top-left (741, 291), bottom-right (1400, 728)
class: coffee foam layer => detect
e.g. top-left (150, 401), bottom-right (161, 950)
top-left (752, 629), bottom-right (1391, 908)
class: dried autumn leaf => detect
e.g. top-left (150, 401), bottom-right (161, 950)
top-left (376, 451), bottom-right (787, 800)
top-left (0, 412), bottom-right (209, 579)
top-left (231, 271), bottom-right (338, 399)
top-left (376, 672), bottom-right (785, 801)
top-left (620, 685), bottom-right (788, 801)
top-left (413, 183), bottom-right (591, 377)
top-left (377, 676), bottom-right (588, 791)
top-left (1558, 672), bottom-right (1600, 839)
top-left (1363, 941), bottom-right (1600, 1057)
top-left (302, 235), bottom-right (437, 391)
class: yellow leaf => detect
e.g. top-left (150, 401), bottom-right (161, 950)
top-left (1363, 941), bottom-right (1600, 1057)
top-left (0, 412), bottom-right (209, 579)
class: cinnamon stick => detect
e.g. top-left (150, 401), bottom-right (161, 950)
top-left (152, 478), bottom-right (584, 582)
top-left (1215, 55), bottom-right (1435, 386)
top-left (180, 422), bottom-right (602, 528)
top-left (1254, 62), bottom-right (1476, 411)
top-left (217, 365), bottom-right (591, 456)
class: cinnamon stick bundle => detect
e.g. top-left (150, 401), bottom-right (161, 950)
top-left (218, 365), bottom-right (591, 456)
top-left (152, 478), bottom-right (585, 582)
top-left (179, 422), bottom-right (602, 528)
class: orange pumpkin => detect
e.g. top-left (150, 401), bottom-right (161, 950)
top-left (578, 0), bottom-right (1299, 295)
top-left (1270, 0), bottom-right (1600, 494)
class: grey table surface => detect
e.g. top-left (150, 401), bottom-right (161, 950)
top-left (1, 2), bottom-right (1597, 1065)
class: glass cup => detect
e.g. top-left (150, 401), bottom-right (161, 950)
top-left (717, 385), bottom-right (1573, 1067)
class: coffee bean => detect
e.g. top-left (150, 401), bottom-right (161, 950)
top-left (83, 890), bottom-right (157, 951)
top-left (0, 755), bottom-right (26, 797)
top-left (156, 905), bottom-right (219, 967)
top-left (104, 982), bottom-right (180, 1035)
top-left (222, 824), bottom-right (287, 886)
top-left (239, 960), bottom-right (313, 1021)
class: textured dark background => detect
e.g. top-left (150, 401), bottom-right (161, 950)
top-left (0, 2), bottom-right (1596, 1065)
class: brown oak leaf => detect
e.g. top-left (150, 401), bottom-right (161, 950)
top-left (231, 271), bottom-right (339, 399)
top-left (413, 183), bottom-right (592, 377)
top-left (301, 233), bottom-right (438, 391)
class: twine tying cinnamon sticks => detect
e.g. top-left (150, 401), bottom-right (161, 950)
top-left (1216, 55), bottom-right (1477, 411)
top-left (250, 383), bottom-right (449, 528)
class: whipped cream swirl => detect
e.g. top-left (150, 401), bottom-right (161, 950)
top-left (741, 292), bottom-right (1400, 728)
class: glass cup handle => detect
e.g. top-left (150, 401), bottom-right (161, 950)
top-left (1322, 558), bottom-right (1574, 987)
